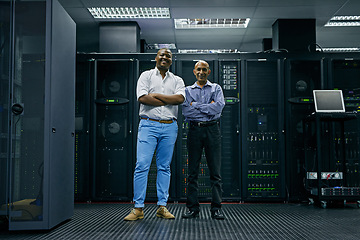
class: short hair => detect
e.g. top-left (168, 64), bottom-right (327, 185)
top-left (194, 60), bottom-right (209, 69)
top-left (157, 48), bottom-right (172, 55)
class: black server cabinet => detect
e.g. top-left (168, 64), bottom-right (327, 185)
top-left (241, 58), bottom-right (285, 201)
top-left (0, 0), bottom-right (11, 218)
top-left (218, 60), bottom-right (241, 199)
top-left (74, 59), bottom-right (92, 201)
top-left (91, 59), bottom-right (136, 201)
top-left (175, 59), bottom-right (217, 200)
top-left (1, 0), bottom-right (75, 230)
top-left (285, 59), bottom-right (323, 201)
top-left (329, 58), bottom-right (360, 189)
top-left (303, 111), bottom-right (359, 208)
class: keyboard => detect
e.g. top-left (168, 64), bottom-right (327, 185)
top-left (316, 112), bottom-right (358, 119)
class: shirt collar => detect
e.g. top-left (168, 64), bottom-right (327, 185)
top-left (191, 80), bottom-right (213, 89)
top-left (155, 67), bottom-right (170, 77)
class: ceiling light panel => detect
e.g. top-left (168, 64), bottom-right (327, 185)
top-left (178, 49), bottom-right (240, 53)
top-left (88, 7), bottom-right (170, 19)
top-left (325, 16), bottom-right (360, 26)
top-left (174, 18), bottom-right (250, 29)
top-left (147, 43), bottom-right (177, 50)
top-left (319, 47), bottom-right (360, 52)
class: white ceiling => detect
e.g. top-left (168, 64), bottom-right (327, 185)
top-left (58, 0), bottom-right (360, 53)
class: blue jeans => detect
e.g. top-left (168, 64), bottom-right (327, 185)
top-left (133, 119), bottom-right (178, 208)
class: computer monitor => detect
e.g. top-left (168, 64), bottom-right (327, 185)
top-left (313, 90), bottom-right (345, 113)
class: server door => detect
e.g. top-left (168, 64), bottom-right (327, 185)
top-left (92, 59), bottom-right (135, 200)
top-left (5, 1), bottom-right (47, 228)
top-left (74, 58), bottom-right (92, 201)
top-left (285, 59), bottom-right (322, 201)
top-left (219, 60), bottom-right (241, 199)
top-left (329, 59), bottom-right (360, 188)
top-left (241, 59), bottom-right (285, 201)
top-left (2, 0), bottom-right (76, 230)
top-left (0, 0), bottom-right (11, 223)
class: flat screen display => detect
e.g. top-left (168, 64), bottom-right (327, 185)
top-left (313, 90), bottom-right (345, 112)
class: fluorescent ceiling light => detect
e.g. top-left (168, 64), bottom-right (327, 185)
top-left (178, 49), bottom-right (240, 54)
top-left (317, 47), bottom-right (360, 52)
top-left (88, 7), bottom-right (170, 19)
top-left (325, 16), bottom-right (360, 26)
top-left (147, 43), bottom-right (177, 50)
top-left (174, 18), bottom-right (250, 29)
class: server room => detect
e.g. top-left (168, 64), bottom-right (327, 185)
top-left (1, 0), bottom-right (360, 239)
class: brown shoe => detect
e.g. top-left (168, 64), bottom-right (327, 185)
top-left (156, 206), bottom-right (175, 219)
top-left (124, 208), bottom-right (144, 221)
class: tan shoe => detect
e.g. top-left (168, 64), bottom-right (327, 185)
top-left (156, 206), bottom-right (175, 219)
top-left (124, 208), bottom-right (144, 221)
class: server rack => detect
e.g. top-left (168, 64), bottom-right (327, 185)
top-left (0, 0), bottom-right (11, 220)
top-left (74, 59), bottom-right (92, 201)
top-left (330, 58), bottom-right (360, 190)
top-left (1, 0), bottom-right (75, 230)
top-left (91, 59), bottom-right (136, 201)
top-left (302, 57), bottom-right (360, 207)
top-left (303, 112), bottom-right (360, 208)
top-left (218, 60), bottom-right (241, 199)
top-left (73, 52), bottom-right (360, 204)
top-left (241, 57), bottom-right (285, 201)
top-left (285, 58), bottom-right (324, 202)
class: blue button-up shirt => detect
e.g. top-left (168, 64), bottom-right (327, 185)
top-left (182, 80), bottom-right (225, 122)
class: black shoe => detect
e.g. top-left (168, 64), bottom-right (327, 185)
top-left (182, 209), bottom-right (199, 219)
top-left (211, 209), bottom-right (225, 220)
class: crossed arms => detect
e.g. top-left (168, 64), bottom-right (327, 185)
top-left (139, 93), bottom-right (185, 106)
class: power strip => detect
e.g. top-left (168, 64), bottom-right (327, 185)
top-left (307, 172), bottom-right (343, 180)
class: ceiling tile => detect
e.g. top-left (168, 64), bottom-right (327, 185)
top-left (58, 0), bottom-right (84, 7)
top-left (171, 7), bottom-right (255, 18)
top-left (58, 0), bottom-right (360, 52)
top-left (254, 6), bottom-right (342, 18)
top-left (258, 0), bottom-right (347, 7)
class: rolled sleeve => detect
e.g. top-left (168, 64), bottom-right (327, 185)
top-left (136, 71), bottom-right (150, 100)
top-left (174, 76), bottom-right (186, 100)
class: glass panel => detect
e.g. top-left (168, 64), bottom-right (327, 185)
top-left (219, 61), bottom-right (241, 198)
top-left (0, 0), bottom-right (11, 219)
top-left (74, 60), bottom-right (91, 201)
top-left (94, 60), bottom-right (132, 200)
top-left (9, 0), bottom-right (46, 222)
top-left (332, 60), bottom-right (360, 187)
top-left (287, 60), bottom-right (321, 200)
top-left (245, 60), bottom-right (281, 200)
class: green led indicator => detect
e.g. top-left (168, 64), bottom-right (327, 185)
top-left (108, 99), bottom-right (115, 102)
top-left (226, 99), bottom-right (233, 102)
top-left (303, 98), bottom-right (310, 102)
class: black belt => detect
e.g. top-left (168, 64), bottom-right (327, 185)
top-left (189, 120), bottom-right (219, 127)
top-left (141, 117), bottom-right (175, 124)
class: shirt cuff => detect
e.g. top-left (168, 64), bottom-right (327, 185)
top-left (137, 90), bottom-right (148, 100)
top-left (175, 92), bottom-right (186, 101)
top-left (191, 102), bottom-right (199, 109)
